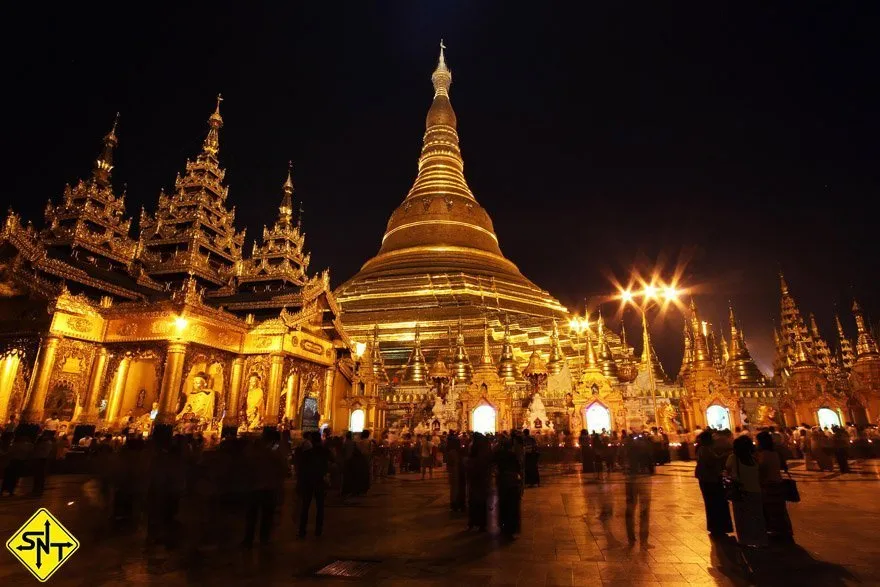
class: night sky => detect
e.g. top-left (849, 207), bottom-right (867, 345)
top-left (4, 2), bottom-right (879, 374)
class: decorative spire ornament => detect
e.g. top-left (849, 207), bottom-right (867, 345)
top-left (93, 112), bottom-right (119, 187)
top-left (547, 320), bottom-right (565, 375)
top-left (202, 94), bottom-right (223, 157)
top-left (852, 300), bottom-right (880, 359)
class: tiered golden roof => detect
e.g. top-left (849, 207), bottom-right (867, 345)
top-left (852, 300), bottom-right (880, 360)
top-left (138, 96), bottom-right (246, 287)
top-left (41, 115), bottom-right (139, 269)
top-left (238, 164), bottom-right (311, 290)
top-left (724, 305), bottom-right (768, 387)
top-left (835, 314), bottom-right (856, 370)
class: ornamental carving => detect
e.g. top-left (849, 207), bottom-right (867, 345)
top-left (120, 322), bottom-right (138, 336)
top-left (300, 339), bottom-right (323, 355)
top-left (67, 316), bottom-right (92, 333)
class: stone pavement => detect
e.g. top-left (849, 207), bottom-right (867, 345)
top-left (0, 459), bottom-right (878, 586)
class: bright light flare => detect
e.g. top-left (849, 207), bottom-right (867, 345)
top-left (643, 284), bottom-right (658, 299)
top-left (620, 290), bottom-right (634, 303)
top-left (173, 316), bottom-right (189, 331)
top-left (663, 286), bottom-right (680, 301)
top-left (352, 341), bottom-right (367, 359)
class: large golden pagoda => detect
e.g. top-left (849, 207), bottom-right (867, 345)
top-left (336, 45), bottom-right (586, 374)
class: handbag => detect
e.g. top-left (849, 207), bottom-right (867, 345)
top-left (724, 457), bottom-right (744, 502)
top-left (781, 472), bottom-right (800, 503)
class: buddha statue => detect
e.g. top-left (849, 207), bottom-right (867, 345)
top-left (245, 374), bottom-right (264, 430)
top-left (179, 372), bottom-right (214, 422)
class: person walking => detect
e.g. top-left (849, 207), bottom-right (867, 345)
top-left (494, 439), bottom-right (522, 536)
top-left (725, 435), bottom-right (767, 548)
top-left (522, 429), bottom-right (540, 486)
top-left (297, 431), bottom-right (330, 538)
top-left (1, 433), bottom-right (34, 496)
top-left (756, 431), bottom-right (793, 541)
top-left (623, 431), bottom-right (654, 549)
top-left (31, 432), bottom-right (55, 496)
top-left (446, 433), bottom-right (466, 512)
top-left (694, 429), bottom-right (733, 537)
top-left (466, 433), bottom-right (491, 531)
top-left (831, 426), bottom-right (851, 473)
top-left (419, 434), bottom-right (434, 479)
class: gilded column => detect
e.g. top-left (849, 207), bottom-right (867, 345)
top-left (223, 355), bottom-right (246, 430)
top-left (322, 367), bottom-right (336, 427)
top-left (104, 357), bottom-right (131, 425)
top-left (285, 370), bottom-right (300, 422)
top-left (21, 335), bottom-right (61, 424)
top-left (264, 353), bottom-right (285, 427)
top-left (155, 342), bottom-right (188, 426)
top-left (79, 346), bottom-right (109, 423)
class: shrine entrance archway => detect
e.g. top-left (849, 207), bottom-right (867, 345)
top-left (584, 402), bottom-right (611, 434)
top-left (472, 405), bottom-right (496, 435)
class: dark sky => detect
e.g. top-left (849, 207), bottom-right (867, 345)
top-left (4, 2), bottom-right (879, 374)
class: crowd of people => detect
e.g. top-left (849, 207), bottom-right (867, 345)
top-left (2, 412), bottom-right (879, 553)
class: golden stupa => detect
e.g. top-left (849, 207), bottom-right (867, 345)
top-left (336, 44), bottom-right (574, 373)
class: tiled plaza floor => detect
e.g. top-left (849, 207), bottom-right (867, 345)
top-left (1, 459), bottom-right (878, 586)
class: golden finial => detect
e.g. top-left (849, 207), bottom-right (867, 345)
top-left (852, 299), bottom-right (880, 358)
top-left (283, 160), bottom-right (294, 193)
top-left (278, 162), bottom-right (294, 227)
top-left (431, 39), bottom-right (452, 97)
top-left (93, 112), bottom-right (120, 186)
top-left (779, 272), bottom-right (789, 295)
top-left (202, 94), bottom-right (223, 157)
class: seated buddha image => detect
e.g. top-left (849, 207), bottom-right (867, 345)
top-left (179, 371), bottom-right (214, 422)
top-left (245, 373), bottom-right (264, 430)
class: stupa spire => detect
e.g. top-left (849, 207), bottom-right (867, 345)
top-left (641, 313), bottom-right (668, 382)
top-left (404, 323), bottom-right (428, 383)
top-left (497, 317), bottom-right (519, 385)
top-left (852, 300), bottom-right (880, 358)
top-left (689, 299), bottom-right (712, 366)
top-left (451, 318), bottom-right (473, 383)
top-left (835, 314), bottom-right (856, 370)
top-left (200, 94), bottom-right (223, 158)
top-left (92, 112), bottom-right (119, 187)
top-left (583, 322), bottom-right (601, 374)
top-left (478, 317), bottom-right (494, 367)
top-left (279, 161), bottom-right (294, 227)
top-left (431, 39), bottom-right (452, 97)
top-left (547, 320), bottom-right (565, 375)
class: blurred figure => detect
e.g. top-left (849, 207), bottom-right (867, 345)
top-left (419, 434), bottom-right (433, 479)
top-left (446, 433), bottom-right (466, 512)
top-left (623, 431), bottom-right (654, 549)
top-left (726, 435), bottom-right (767, 548)
top-left (297, 431), bottom-right (329, 538)
top-left (831, 426), bottom-right (851, 473)
top-left (494, 439), bottom-right (522, 536)
top-left (242, 432), bottom-right (286, 547)
top-left (694, 429), bottom-right (733, 537)
top-left (1, 433), bottom-right (34, 496)
top-left (756, 431), bottom-right (793, 541)
top-left (466, 433), bottom-right (491, 531)
top-left (522, 429), bottom-right (540, 487)
top-left (31, 431), bottom-right (55, 496)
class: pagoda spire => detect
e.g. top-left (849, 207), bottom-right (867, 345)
top-left (689, 299), bottom-right (712, 366)
top-left (451, 318), bottom-right (473, 383)
top-left (641, 313), bottom-right (668, 382)
top-left (369, 324), bottom-right (388, 382)
top-left (202, 94), bottom-right (223, 158)
top-left (404, 323), bottom-right (428, 383)
top-left (679, 320), bottom-right (693, 379)
top-left (779, 272), bottom-right (789, 295)
top-left (583, 322), bottom-right (601, 374)
top-left (477, 317), bottom-right (494, 368)
top-left (279, 161), bottom-right (294, 227)
top-left (852, 300), bottom-right (880, 359)
top-left (497, 317), bottom-right (519, 385)
top-left (835, 314), bottom-right (855, 370)
top-left (547, 320), bottom-right (566, 375)
top-left (809, 313), bottom-right (833, 372)
top-left (596, 310), bottom-right (618, 379)
top-left (92, 113), bottom-right (119, 187)
top-left (728, 304), bottom-right (741, 359)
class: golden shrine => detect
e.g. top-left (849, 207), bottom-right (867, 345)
top-left (0, 100), bottom-right (353, 438)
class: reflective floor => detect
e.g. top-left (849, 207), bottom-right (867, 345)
top-left (1, 459), bottom-right (878, 586)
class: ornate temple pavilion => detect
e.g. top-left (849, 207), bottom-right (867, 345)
top-left (0, 101), bottom-right (352, 437)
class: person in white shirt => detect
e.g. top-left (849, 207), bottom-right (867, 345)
top-left (44, 414), bottom-right (61, 436)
